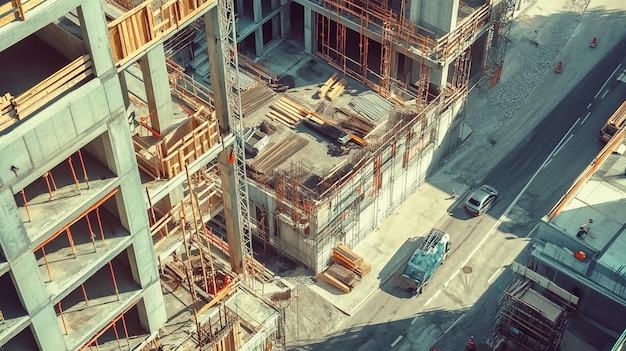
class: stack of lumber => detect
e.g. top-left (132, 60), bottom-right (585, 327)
top-left (327, 79), bottom-right (347, 101)
top-left (0, 93), bottom-right (16, 130)
top-left (318, 73), bottom-right (347, 101)
top-left (336, 107), bottom-right (376, 137)
top-left (349, 91), bottom-right (395, 121)
top-left (318, 73), bottom-right (338, 99)
top-left (249, 136), bottom-right (309, 174)
top-left (318, 263), bottom-right (360, 293)
top-left (265, 97), bottom-right (306, 128)
top-left (242, 86), bottom-right (276, 117)
top-left (332, 243), bottom-right (371, 278)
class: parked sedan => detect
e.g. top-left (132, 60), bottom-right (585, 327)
top-left (464, 185), bottom-right (498, 216)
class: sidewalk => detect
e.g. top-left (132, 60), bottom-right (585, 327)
top-left (307, 172), bottom-right (470, 315)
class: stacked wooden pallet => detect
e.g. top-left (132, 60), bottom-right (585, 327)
top-left (0, 93), bottom-right (16, 130)
top-left (266, 97), bottom-right (306, 128)
top-left (319, 263), bottom-right (360, 294)
top-left (242, 85), bottom-right (275, 117)
top-left (249, 136), bottom-right (309, 174)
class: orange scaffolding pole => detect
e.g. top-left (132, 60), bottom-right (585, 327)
top-left (77, 150), bottom-right (90, 190)
top-left (67, 156), bottom-right (82, 194)
top-left (81, 283), bottom-right (89, 306)
top-left (41, 246), bottom-right (52, 281)
top-left (78, 303), bottom-right (138, 351)
top-left (66, 228), bottom-right (77, 258)
top-left (95, 207), bottom-right (106, 244)
top-left (58, 302), bottom-right (68, 334)
top-left (112, 321), bottom-right (123, 349)
top-left (43, 172), bottom-right (54, 200)
top-left (20, 190), bottom-right (31, 222)
top-left (108, 262), bottom-right (120, 300)
top-left (84, 213), bottom-right (98, 252)
top-left (49, 170), bottom-right (58, 191)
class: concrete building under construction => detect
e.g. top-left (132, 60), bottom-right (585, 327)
top-left (0, 0), bottom-right (518, 349)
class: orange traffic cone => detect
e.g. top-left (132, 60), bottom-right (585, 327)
top-left (467, 335), bottom-right (476, 350)
top-left (590, 37), bottom-right (597, 48)
top-left (555, 61), bottom-right (563, 73)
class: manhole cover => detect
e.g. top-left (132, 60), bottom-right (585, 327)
top-left (462, 266), bottom-right (473, 274)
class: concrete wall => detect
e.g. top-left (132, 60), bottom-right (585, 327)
top-left (409, 0), bottom-right (459, 35)
top-left (0, 76), bottom-right (125, 192)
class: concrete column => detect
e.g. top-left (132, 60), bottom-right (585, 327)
top-left (253, 0), bottom-right (262, 23)
top-left (11, 253), bottom-right (67, 350)
top-left (430, 62), bottom-right (450, 92)
top-left (0, 190), bottom-right (29, 259)
top-left (272, 12), bottom-right (281, 40)
top-left (205, 8), bottom-right (230, 133)
top-left (280, 0), bottom-right (292, 39)
top-left (206, 7), bottom-right (244, 274)
top-left (255, 28), bottom-right (264, 57)
top-left (409, 0), bottom-right (458, 33)
top-left (303, 6), bottom-right (313, 53)
top-left (218, 150), bottom-right (244, 274)
top-left (136, 282), bottom-right (167, 332)
top-left (390, 51), bottom-right (399, 82)
top-left (139, 43), bottom-right (174, 135)
top-left (77, 0), bottom-right (115, 76)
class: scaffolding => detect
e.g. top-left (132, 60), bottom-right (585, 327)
top-left (484, 0), bottom-right (516, 87)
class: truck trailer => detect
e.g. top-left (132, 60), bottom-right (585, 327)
top-left (400, 229), bottom-right (451, 295)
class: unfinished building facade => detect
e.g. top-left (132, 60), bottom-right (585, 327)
top-left (188, 0), bottom-right (516, 273)
top-left (0, 0), bottom-right (287, 349)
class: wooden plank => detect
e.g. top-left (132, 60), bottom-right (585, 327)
top-left (16, 68), bottom-right (94, 118)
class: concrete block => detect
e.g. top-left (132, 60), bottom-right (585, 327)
top-left (127, 229), bottom-right (159, 287)
top-left (116, 169), bottom-right (149, 234)
top-left (0, 137), bottom-right (31, 189)
top-left (101, 75), bottom-right (126, 113)
top-left (106, 115), bottom-right (138, 176)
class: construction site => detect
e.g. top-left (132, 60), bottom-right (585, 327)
top-left (0, 0), bottom-right (518, 350)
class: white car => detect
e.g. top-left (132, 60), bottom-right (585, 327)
top-left (464, 185), bottom-right (498, 216)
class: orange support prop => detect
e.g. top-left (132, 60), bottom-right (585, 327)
top-left (108, 262), bottom-right (120, 300)
top-left (81, 283), bottom-right (89, 306)
top-left (43, 172), bottom-right (54, 200)
top-left (58, 302), bottom-right (68, 334)
top-left (20, 189), bottom-right (31, 222)
top-left (67, 156), bottom-right (82, 194)
top-left (84, 213), bottom-right (98, 252)
top-left (77, 150), bottom-right (90, 190)
top-left (66, 228), bottom-right (77, 257)
top-left (41, 246), bottom-right (52, 282)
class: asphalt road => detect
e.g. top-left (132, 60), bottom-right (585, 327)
top-left (305, 33), bottom-right (626, 351)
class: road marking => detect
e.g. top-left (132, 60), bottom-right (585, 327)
top-left (411, 316), bottom-right (419, 325)
top-left (618, 69), bottom-right (626, 83)
top-left (525, 222), bottom-right (540, 238)
top-left (424, 290), bottom-right (441, 307)
top-left (442, 313), bottom-right (464, 336)
top-left (553, 134), bottom-right (573, 157)
top-left (425, 297), bottom-right (433, 306)
top-left (587, 103), bottom-right (592, 109)
top-left (600, 89), bottom-right (609, 100)
top-left (581, 112), bottom-right (591, 125)
top-left (391, 335), bottom-right (403, 347)
top-left (487, 267), bottom-right (505, 284)
top-left (595, 63), bottom-right (622, 99)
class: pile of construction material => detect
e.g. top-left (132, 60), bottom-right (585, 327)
top-left (241, 86), bottom-right (275, 117)
top-left (249, 136), bottom-right (309, 174)
top-left (266, 97), bottom-right (306, 128)
top-left (349, 91), bottom-right (395, 121)
top-left (0, 93), bottom-right (16, 129)
top-left (318, 73), bottom-right (347, 101)
top-left (318, 243), bottom-right (371, 293)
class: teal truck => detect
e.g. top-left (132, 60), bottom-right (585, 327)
top-left (400, 228), bottom-right (451, 295)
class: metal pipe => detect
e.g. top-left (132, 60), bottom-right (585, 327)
top-left (108, 262), bottom-right (120, 300)
top-left (58, 302), bottom-right (68, 334)
top-left (41, 247), bottom-right (52, 281)
top-left (77, 150), bottom-right (90, 190)
top-left (66, 228), bottom-right (77, 258)
top-left (20, 190), bottom-right (31, 222)
top-left (43, 172), bottom-right (54, 200)
top-left (49, 170), bottom-right (58, 191)
top-left (186, 166), bottom-right (209, 294)
top-left (68, 156), bottom-right (82, 194)
top-left (96, 208), bottom-right (106, 244)
top-left (81, 283), bottom-right (89, 306)
top-left (111, 321), bottom-right (122, 350)
top-left (197, 193), bottom-right (218, 295)
top-left (121, 313), bottom-right (131, 349)
top-left (85, 213), bottom-right (98, 252)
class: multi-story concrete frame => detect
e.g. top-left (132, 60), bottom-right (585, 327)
top-left (219, 0), bottom-right (501, 273)
top-left (0, 0), bottom-right (170, 348)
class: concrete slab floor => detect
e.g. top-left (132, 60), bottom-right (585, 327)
top-left (16, 150), bottom-right (117, 246)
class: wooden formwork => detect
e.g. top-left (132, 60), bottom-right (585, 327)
top-left (0, 0), bottom-right (46, 28)
top-left (108, 0), bottom-right (216, 66)
top-left (0, 55), bottom-right (94, 132)
top-left (133, 115), bottom-right (220, 180)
